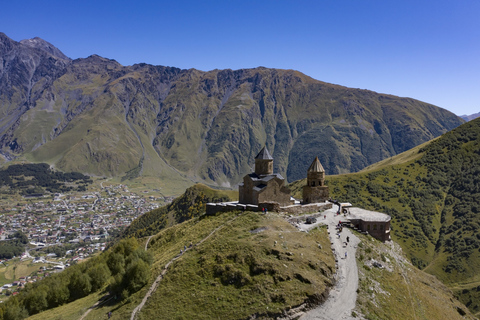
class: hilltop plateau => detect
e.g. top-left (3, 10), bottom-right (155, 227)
top-left (0, 32), bottom-right (464, 191)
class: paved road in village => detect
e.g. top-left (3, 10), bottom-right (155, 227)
top-left (298, 205), bottom-right (360, 320)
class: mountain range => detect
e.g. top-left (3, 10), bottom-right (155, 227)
top-left (0, 32), bottom-right (464, 190)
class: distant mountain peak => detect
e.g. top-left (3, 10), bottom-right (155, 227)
top-left (0, 32), bottom-right (11, 40)
top-left (19, 36), bottom-right (70, 61)
top-left (460, 112), bottom-right (480, 122)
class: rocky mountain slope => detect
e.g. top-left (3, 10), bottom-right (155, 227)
top-left (289, 117), bottom-right (480, 316)
top-left (0, 32), bottom-right (464, 187)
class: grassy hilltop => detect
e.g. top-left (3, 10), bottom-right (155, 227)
top-left (0, 184), bottom-right (475, 319)
top-left (121, 183), bottom-right (237, 239)
top-left (290, 117), bottom-right (480, 316)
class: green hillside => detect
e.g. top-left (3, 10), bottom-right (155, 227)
top-left (1, 184), bottom-right (475, 319)
top-left (1, 204), bottom-right (336, 319)
top-left (121, 183), bottom-right (237, 238)
top-left (290, 117), bottom-right (480, 316)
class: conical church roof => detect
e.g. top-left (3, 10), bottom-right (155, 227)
top-left (308, 156), bottom-right (325, 172)
top-left (255, 146), bottom-right (273, 160)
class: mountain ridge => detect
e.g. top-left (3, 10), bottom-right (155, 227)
top-left (19, 37), bottom-right (70, 61)
top-left (0, 33), bottom-right (464, 190)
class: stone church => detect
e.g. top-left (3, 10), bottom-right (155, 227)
top-left (238, 147), bottom-right (329, 206)
top-left (238, 147), bottom-right (292, 206)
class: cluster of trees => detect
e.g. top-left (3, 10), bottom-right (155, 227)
top-left (0, 163), bottom-right (92, 194)
top-left (42, 245), bottom-right (67, 258)
top-left (417, 120), bottom-right (480, 272)
top-left (0, 238), bottom-right (152, 319)
top-left (0, 232), bottom-right (28, 259)
top-left (123, 184), bottom-right (231, 239)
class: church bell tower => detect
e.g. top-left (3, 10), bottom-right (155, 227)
top-left (303, 156), bottom-right (329, 203)
top-left (254, 146), bottom-right (273, 176)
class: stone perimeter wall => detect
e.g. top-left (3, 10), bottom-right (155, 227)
top-left (206, 202), bottom-right (332, 216)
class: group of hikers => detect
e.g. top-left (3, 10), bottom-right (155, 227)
top-left (180, 242), bottom-right (193, 255)
top-left (331, 210), bottom-right (350, 259)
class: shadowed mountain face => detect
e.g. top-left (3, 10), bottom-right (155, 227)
top-left (0, 33), bottom-right (464, 185)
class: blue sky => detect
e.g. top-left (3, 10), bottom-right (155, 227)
top-left (1, 0), bottom-right (479, 115)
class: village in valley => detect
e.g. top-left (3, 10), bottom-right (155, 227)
top-left (0, 182), bottom-right (173, 300)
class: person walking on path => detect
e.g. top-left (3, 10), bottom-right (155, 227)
top-left (345, 251), bottom-right (348, 259)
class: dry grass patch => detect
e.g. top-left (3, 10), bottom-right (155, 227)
top-left (89, 211), bottom-right (335, 320)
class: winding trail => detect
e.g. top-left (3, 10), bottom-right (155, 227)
top-left (81, 206), bottom-right (360, 320)
top-left (79, 234), bottom-right (155, 320)
top-left (145, 235), bottom-right (153, 251)
top-left (130, 214), bottom-right (241, 320)
top-left (298, 206), bottom-right (360, 320)
top-left (79, 295), bottom-right (114, 320)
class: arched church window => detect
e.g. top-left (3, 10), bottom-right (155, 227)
top-left (311, 181), bottom-right (315, 186)
top-left (373, 224), bottom-right (377, 230)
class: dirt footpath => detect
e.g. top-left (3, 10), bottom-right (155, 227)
top-left (298, 206), bottom-right (360, 320)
